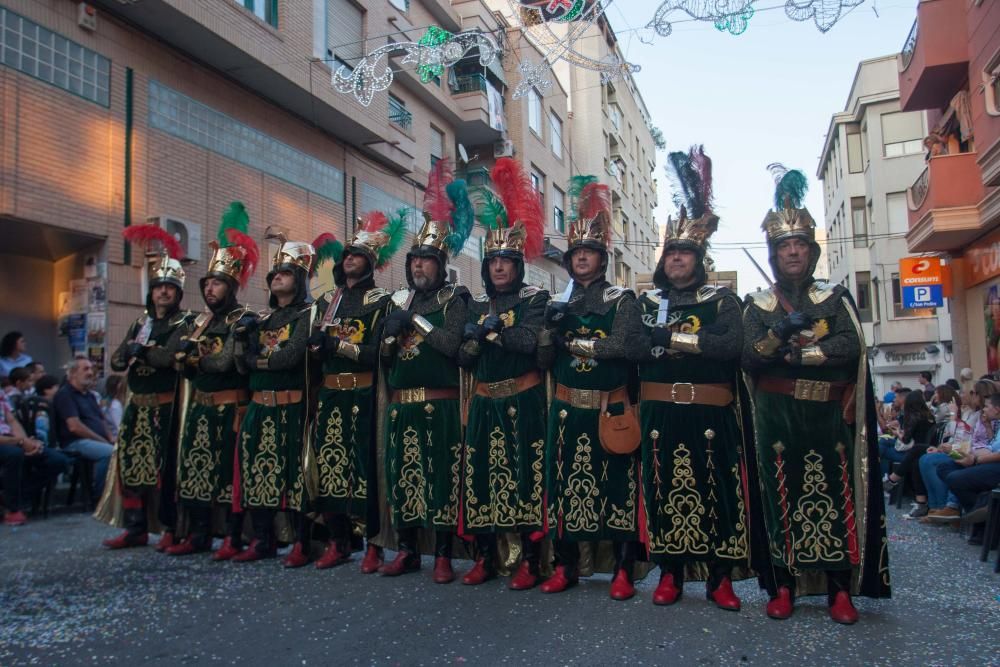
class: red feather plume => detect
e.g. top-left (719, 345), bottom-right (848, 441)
top-left (224, 228), bottom-right (259, 288)
top-left (578, 182), bottom-right (611, 221)
top-left (423, 157), bottom-right (454, 222)
top-left (491, 157), bottom-right (544, 260)
top-left (122, 223), bottom-right (184, 260)
top-left (359, 210), bottom-right (388, 232)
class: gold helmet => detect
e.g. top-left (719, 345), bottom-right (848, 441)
top-left (205, 202), bottom-right (259, 289)
top-left (563, 175), bottom-right (612, 272)
top-left (122, 223), bottom-right (186, 290)
top-left (266, 227), bottom-right (315, 277)
top-left (762, 163), bottom-right (815, 244)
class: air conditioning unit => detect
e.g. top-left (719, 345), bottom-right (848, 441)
top-left (146, 215), bottom-right (202, 263)
top-left (494, 140), bottom-right (514, 158)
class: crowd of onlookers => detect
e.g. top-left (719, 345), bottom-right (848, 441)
top-left (877, 369), bottom-right (1000, 547)
top-left (0, 331), bottom-right (121, 526)
top-left (2, 329), bottom-right (999, 559)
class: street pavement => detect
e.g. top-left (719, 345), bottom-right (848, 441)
top-left (2, 505), bottom-right (999, 666)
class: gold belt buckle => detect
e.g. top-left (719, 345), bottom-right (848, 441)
top-left (487, 378), bottom-right (517, 398)
top-left (335, 373), bottom-right (357, 390)
top-left (569, 387), bottom-right (599, 410)
top-left (670, 382), bottom-right (695, 405)
top-left (793, 379), bottom-right (831, 401)
top-left (401, 387), bottom-right (425, 404)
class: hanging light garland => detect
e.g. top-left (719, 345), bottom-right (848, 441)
top-left (416, 26), bottom-right (453, 83)
top-left (647, 0), bottom-right (864, 38)
top-left (332, 30), bottom-right (500, 107)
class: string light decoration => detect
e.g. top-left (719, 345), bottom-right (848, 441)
top-left (648, 1), bottom-right (756, 37)
top-left (510, 0), bottom-right (639, 100)
top-left (785, 0), bottom-right (865, 33)
top-left (416, 26), bottom-right (453, 83)
top-left (332, 31), bottom-right (500, 107)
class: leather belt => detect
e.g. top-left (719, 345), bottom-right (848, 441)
top-left (131, 391), bottom-right (174, 407)
top-left (251, 390), bottom-right (304, 407)
top-left (323, 372), bottom-right (373, 390)
top-left (390, 387), bottom-right (459, 404)
top-left (475, 370), bottom-right (542, 399)
top-left (554, 384), bottom-right (628, 411)
top-left (757, 376), bottom-right (851, 402)
top-left (640, 381), bottom-right (733, 407)
top-left (193, 389), bottom-right (249, 407)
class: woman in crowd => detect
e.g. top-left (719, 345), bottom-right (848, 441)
top-left (882, 390), bottom-right (936, 518)
top-left (0, 331), bottom-right (32, 378)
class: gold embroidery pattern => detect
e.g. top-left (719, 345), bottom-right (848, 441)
top-left (317, 404), bottom-right (350, 498)
top-left (180, 412), bottom-right (215, 502)
top-left (433, 439), bottom-right (462, 527)
top-left (398, 425), bottom-right (427, 523)
top-left (791, 449), bottom-right (843, 564)
top-left (258, 324), bottom-right (291, 358)
top-left (243, 415), bottom-right (281, 507)
top-left (398, 331), bottom-right (424, 361)
top-left (657, 443), bottom-right (710, 555)
top-left (519, 437), bottom-right (545, 525)
top-left (716, 462), bottom-right (748, 559)
top-left (567, 326), bottom-right (606, 372)
top-left (606, 459), bottom-right (636, 531)
top-left (563, 432), bottom-right (600, 533)
top-left (121, 406), bottom-right (159, 487)
top-left (350, 404), bottom-right (366, 500)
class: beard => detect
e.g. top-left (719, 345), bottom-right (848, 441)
top-left (412, 274), bottom-right (435, 290)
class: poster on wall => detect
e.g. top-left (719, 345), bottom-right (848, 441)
top-left (87, 278), bottom-right (107, 312)
top-left (986, 284), bottom-right (1000, 374)
top-left (69, 280), bottom-right (88, 313)
top-left (67, 314), bottom-right (87, 354)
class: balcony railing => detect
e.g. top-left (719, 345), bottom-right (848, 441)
top-left (901, 18), bottom-right (918, 71)
top-left (452, 73), bottom-right (487, 95)
top-left (459, 167), bottom-right (490, 187)
top-left (388, 98), bottom-right (412, 131)
top-left (908, 165), bottom-right (930, 210)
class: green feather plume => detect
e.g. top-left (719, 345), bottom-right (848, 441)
top-left (312, 233), bottom-right (344, 274)
top-left (568, 175), bottom-right (598, 220)
top-left (473, 187), bottom-right (507, 230)
top-left (768, 163), bottom-right (808, 210)
top-left (445, 179), bottom-right (474, 255)
top-left (217, 201), bottom-right (250, 247)
top-left (377, 208), bottom-right (409, 268)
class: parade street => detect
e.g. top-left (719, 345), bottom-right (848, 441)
top-left (2, 507), bottom-right (997, 667)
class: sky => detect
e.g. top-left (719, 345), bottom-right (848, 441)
top-left (595, 0), bottom-right (919, 293)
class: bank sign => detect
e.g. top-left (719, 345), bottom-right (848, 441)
top-left (899, 257), bottom-right (946, 309)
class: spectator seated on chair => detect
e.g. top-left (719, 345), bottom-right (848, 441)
top-left (879, 387), bottom-right (911, 477)
top-left (939, 391), bottom-right (1000, 545)
top-left (52, 358), bottom-right (113, 499)
top-left (882, 390), bottom-right (935, 518)
top-left (0, 331), bottom-right (32, 379)
top-left (0, 391), bottom-right (65, 525)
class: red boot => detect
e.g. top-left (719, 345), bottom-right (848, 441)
top-left (315, 540), bottom-right (350, 569)
top-left (540, 565), bottom-right (578, 594)
top-left (231, 539), bottom-right (275, 563)
top-left (360, 545), bottom-right (384, 574)
top-left (462, 557), bottom-right (497, 585)
top-left (154, 532), bottom-right (176, 553)
top-left (433, 556), bottom-right (454, 584)
top-left (379, 550), bottom-right (420, 576)
top-left (829, 591), bottom-right (859, 625)
top-left (766, 586), bottom-right (794, 620)
top-left (652, 573), bottom-right (682, 606)
top-left (609, 569), bottom-right (636, 601)
top-left (102, 530), bottom-right (149, 550)
top-left (508, 561), bottom-right (539, 591)
top-left (212, 537), bottom-right (243, 561)
top-left (3, 510), bottom-right (27, 526)
top-left (707, 577), bottom-right (741, 611)
top-left (281, 543), bottom-right (310, 568)
top-left (165, 537), bottom-right (210, 556)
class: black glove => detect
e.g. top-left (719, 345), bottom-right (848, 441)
top-left (650, 327), bottom-right (671, 349)
top-left (178, 339), bottom-right (198, 356)
top-left (554, 335), bottom-right (569, 351)
top-left (244, 349), bottom-right (260, 369)
top-left (544, 301), bottom-right (568, 326)
top-left (463, 322), bottom-right (487, 342)
top-left (125, 342), bottom-right (146, 362)
top-left (772, 311), bottom-right (811, 342)
top-left (308, 330), bottom-right (326, 349)
top-left (233, 313), bottom-right (259, 342)
top-left (383, 310), bottom-right (413, 338)
top-left (325, 336), bottom-right (341, 354)
top-left (482, 314), bottom-right (504, 334)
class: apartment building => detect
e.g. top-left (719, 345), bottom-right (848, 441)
top-left (0, 0), bottom-right (580, 374)
top-left (818, 55), bottom-right (952, 393)
top-left (894, 0), bottom-right (1000, 379)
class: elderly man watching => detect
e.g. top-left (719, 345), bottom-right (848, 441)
top-left (52, 358), bottom-right (114, 497)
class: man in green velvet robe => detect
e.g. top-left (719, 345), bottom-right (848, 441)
top-left (742, 165), bottom-right (890, 624)
top-left (538, 176), bottom-right (643, 600)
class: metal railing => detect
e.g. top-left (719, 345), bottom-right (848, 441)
top-left (452, 73), bottom-right (488, 95)
top-left (388, 97), bottom-right (412, 131)
top-left (901, 18), bottom-right (918, 71)
top-left (907, 165), bottom-right (930, 210)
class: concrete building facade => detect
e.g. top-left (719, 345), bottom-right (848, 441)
top-left (818, 55), bottom-right (953, 394)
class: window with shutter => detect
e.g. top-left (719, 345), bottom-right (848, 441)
top-left (326, 0), bottom-right (363, 68)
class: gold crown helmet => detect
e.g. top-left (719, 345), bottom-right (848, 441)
top-left (565, 176), bottom-right (612, 258)
top-left (205, 202), bottom-right (259, 288)
top-left (662, 205), bottom-right (720, 254)
top-left (414, 213), bottom-right (449, 253)
top-left (480, 158), bottom-right (545, 260)
top-left (121, 223), bottom-right (186, 290)
top-left (266, 227), bottom-right (315, 275)
top-left (485, 223), bottom-right (527, 255)
top-left (761, 163), bottom-right (815, 244)
top-left (206, 245), bottom-right (243, 283)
